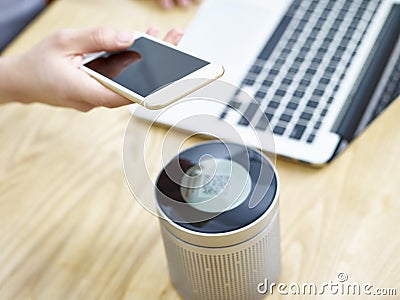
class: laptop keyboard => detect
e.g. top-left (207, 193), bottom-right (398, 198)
top-left (220, 0), bottom-right (382, 143)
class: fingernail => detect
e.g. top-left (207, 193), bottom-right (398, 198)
top-left (180, 0), bottom-right (190, 7)
top-left (175, 28), bottom-right (184, 37)
top-left (148, 25), bottom-right (159, 31)
top-left (117, 32), bottom-right (134, 44)
top-left (147, 26), bottom-right (160, 35)
top-left (162, 0), bottom-right (173, 9)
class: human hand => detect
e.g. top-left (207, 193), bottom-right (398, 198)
top-left (0, 27), bottom-right (183, 111)
top-left (157, 0), bottom-right (200, 9)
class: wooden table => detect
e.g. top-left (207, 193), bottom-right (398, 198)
top-left (0, 1), bottom-right (399, 299)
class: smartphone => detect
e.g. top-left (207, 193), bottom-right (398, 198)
top-left (80, 32), bottom-right (224, 109)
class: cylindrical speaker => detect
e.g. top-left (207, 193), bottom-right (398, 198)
top-left (155, 142), bottom-right (280, 300)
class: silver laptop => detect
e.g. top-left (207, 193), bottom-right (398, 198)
top-left (135, 0), bottom-right (400, 165)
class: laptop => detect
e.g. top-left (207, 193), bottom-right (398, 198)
top-left (134, 0), bottom-right (400, 165)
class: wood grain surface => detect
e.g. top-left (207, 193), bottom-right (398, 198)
top-left (0, 1), bottom-right (399, 299)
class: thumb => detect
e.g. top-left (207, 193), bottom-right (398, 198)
top-left (53, 28), bottom-right (135, 53)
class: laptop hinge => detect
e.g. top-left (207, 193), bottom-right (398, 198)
top-left (333, 3), bottom-right (400, 142)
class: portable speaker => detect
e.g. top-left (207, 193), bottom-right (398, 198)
top-left (155, 142), bottom-right (280, 300)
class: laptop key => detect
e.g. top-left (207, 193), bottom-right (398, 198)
top-left (275, 89), bottom-right (286, 97)
top-left (299, 78), bottom-right (311, 86)
top-left (228, 100), bottom-right (242, 110)
top-left (307, 134), bottom-right (316, 143)
top-left (306, 100), bottom-right (319, 108)
top-left (287, 102), bottom-right (299, 110)
top-left (319, 77), bottom-right (330, 85)
top-left (273, 126), bottom-right (286, 135)
top-left (255, 90), bottom-right (267, 99)
top-left (243, 78), bottom-right (255, 86)
top-left (255, 114), bottom-right (271, 131)
top-left (293, 90), bottom-right (305, 98)
top-left (268, 101), bottom-right (280, 109)
top-left (300, 112), bottom-right (312, 120)
top-left (221, 99), bottom-right (242, 119)
top-left (313, 89), bottom-right (325, 96)
top-left (280, 114), bottom-right (292, 122)
top-left (238, 102), bottom-right (259, 126)
top-left (262, 79), bottom-right (273, 87)
top-left (250, 65), bottom-right (263, 74)
top-left (258, 15), bottom-right (292, 60)
top-left (270, 68), bottom-right (280, 76)
top-left (282, 78), bottom-right (292, 85)
top-left (290, 124), bottom-right (306, 140)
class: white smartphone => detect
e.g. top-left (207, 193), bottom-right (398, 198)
top-left (80, 32), bottom-right (224, 109)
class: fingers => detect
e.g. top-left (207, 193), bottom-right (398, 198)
top-left (68, 70), bottom-right (133, 109)
top-left (163, 28), bottom-right (184, 45)
top-left (146, 27), bottom-right (183, 45)
top-left (50, 28), bottom-right (135, 54)
top-left (70, 101), bottom-right (95, 112)
top-left (146, 27), bottom-right (160, 38)
top-left (52, 26), bottom-right (183, 110)
top-left (176, 0), bottom-right (191, 7)
top-left (82, 28), bottom-right (182, 108)
top-left (158, 0), bottom-right (200, 9)
top-left (158, 0), bottom-right (174, 9)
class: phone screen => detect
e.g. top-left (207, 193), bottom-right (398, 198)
top-left (84, 37), bottom-right (210, 97)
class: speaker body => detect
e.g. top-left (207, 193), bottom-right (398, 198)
top-left (156, 142), bottom-right (280, 300)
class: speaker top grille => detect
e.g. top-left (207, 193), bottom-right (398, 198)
top-left (156, 142), bottom-right (277, 233)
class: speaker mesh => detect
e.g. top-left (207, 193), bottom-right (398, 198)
top-left (161, 213), bottom-right (280, 300)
